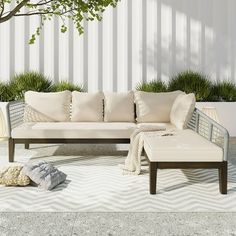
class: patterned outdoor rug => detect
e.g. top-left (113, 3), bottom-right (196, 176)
top-left (0, 143), bottom-right (236, 212)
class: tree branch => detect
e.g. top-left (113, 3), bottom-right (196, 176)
top-left (0, 0), bottom-right (4, 18)
top-left (14, 11), bottom-right (54, 17)
top-left (0, 0), bottom-right (29, 23)
top-left (27, 0), bottom-right (53, 7)
top-left (14, 9), bottom-right (74, 17)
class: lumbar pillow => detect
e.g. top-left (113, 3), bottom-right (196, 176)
top-left (0, 166), bottom-right (30, 186)
top-left (134, 90), bottom-right (184, 123)
top-left (104, 91), bottom-right (135, 122)
top-left (24, 91), bottom-right (71, 122)
top-left (71, 92), bottom-right (104, 122)
top-left (22, 162), bottom-right (67, 190)
top-left (170, 93), bottom-right (196, 129)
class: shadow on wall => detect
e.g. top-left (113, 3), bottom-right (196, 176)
top-left (142, 0), bottom-right (236, 83)
top-left (1, 0), bottom-right (236, 91)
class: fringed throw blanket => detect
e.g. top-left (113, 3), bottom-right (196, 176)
top-left (120, 125), bottom-right (174, 175)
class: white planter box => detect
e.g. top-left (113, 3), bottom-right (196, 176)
top-left (0, 102), bottom-right (10, 139)
top-left (196, 102), bottom-right (236, 137)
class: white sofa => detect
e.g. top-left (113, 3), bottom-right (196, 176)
top-left (6, 90), bottom-right (229, 194)
top-left (9, 90), bottom-right (183, 142)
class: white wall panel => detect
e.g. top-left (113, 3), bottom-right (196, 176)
top-left (15, 18), bottom-right (25, 74)
top-left (88, 20), bottom-right (99, 92)
top-left (0, 0), bottom-right (235, 90)
top-left (117, 0), bottom-right (127, 92)
top-left (131, 0), bottom-right (142, 88)
top-left (102, 7), bottom-right (113, 92)
top-left (146, 0), bottom-right (156, 82)
top-left (228, 0), bottom-right (236, 82)
top-left (73, 21), bottom-right (84, 86)
top-left (175, 11), bottom-right (187, 73)
top-left (43, 18), bottom-right (54, 79)
top-left (29, 16), bottom-right (40, 72)
top-left (161, 3), bottom-right (172, 82)
top-left (0, 4), bottom-right (10, 82)
top-left (59, 18), bottom-right (69, 81)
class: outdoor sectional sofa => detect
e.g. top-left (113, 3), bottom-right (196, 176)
top-left (6, 90), bottom-right (229, 194)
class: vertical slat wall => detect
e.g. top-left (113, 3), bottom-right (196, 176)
top-left (0, 0), bottom-right (235, 91)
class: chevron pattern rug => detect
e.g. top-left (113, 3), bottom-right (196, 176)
top-left (0, 143), bottom-right (236, 212)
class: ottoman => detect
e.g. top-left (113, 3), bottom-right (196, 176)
top-left (143, 129), bottom-right (227, 194)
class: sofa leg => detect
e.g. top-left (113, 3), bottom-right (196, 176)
top-left (219, 161), bottom-right (227, 194)
top-left (149, 162), bottom-right (158, 194)
top-left (25, 141), bottom-right (30, 150)
top-left (9, 138), bottom-right (15, 163)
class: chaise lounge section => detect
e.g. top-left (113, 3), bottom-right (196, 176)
top-left (144, 129), bottom-right (227, 194)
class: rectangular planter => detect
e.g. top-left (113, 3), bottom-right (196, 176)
top-left (196, 102), bottom-right (236, 137)
top-left (0, 102), bottom-right (10, 139)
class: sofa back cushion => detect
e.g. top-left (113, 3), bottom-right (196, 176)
top-left (170, 93), bottom-right (196, 129)
top-left (134, 90), bottom-right (184, 123)
top-left (24, 91), bottom-right (71, 122)
top-left (71, 92), bottom-right (104, 122)
top-left (104, 91), bottom-right (135, 122)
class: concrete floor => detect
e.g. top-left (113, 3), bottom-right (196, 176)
top-left (0, 212), bottom-right (236, 236)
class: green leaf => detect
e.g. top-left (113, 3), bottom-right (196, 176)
top-left (168, 71), bottom-right (212, 102)
top-left (10, 72), bottom-right (53, 100)
top-left (51, 81), bottom-right (84, 92)
top-left (0, 0), bottom-right (120, 43)
top-left (136, 80), bottom-right (167, 93)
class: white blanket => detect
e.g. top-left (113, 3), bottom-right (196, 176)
top-left (120, 125), bottom-right (174, 175)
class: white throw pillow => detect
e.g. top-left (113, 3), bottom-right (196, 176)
top-left (170, 93), bottom-right (196, 129)
top-left (104, 91), bottom-right (135, 122)
top-left (71, 92), bottom-right (104, 122)
top-left (24, 91), bottom-right (71, 122)
top-left (134, 90), bottom-right (184, 123)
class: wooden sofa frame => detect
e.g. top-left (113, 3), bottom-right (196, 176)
top-left (8, 138), bottom-right (130, 163)
top-left (6, 101), bottom-right (229, 194)
top-left (146, 155), bottom-right (228, 194)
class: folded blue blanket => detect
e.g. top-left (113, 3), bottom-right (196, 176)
top-left (22, 162), bottom-right (67, 190)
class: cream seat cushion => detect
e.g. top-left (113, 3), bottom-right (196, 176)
top-left (71, 92), bottom-right (104, 122)
top-left (12, 122), bottom-right (137, 139)
top-left (104, 91), bottom-right (135, 122)
top-left (24, 91), bottom-right (71, 122)
top-left (170, 93), bottom-right (196, 129)
top-left (137, 123), bottom-right (176, 132)
top-left (12, 122), bottom-right (175, 139)
top-left (144, 129), bottom-right (223, 162)
top-left (134, 90), bottom-right (184, 123)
